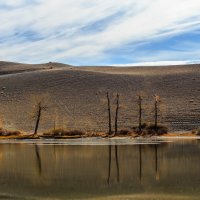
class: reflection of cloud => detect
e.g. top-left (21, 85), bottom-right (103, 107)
top-left (1, 0), bottom-right (200, 65)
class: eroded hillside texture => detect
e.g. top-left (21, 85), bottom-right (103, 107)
top-left (0, 61), bottom-right (200, 133)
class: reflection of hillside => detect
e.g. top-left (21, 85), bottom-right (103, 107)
top-left (0, 141), bottom-right (200, 198)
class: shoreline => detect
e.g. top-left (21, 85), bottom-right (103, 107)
top-left (0, 132), bottom-right (199, 140)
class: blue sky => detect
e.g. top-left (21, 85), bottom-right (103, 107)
top-left (1, 0), bottom-right (200, 66)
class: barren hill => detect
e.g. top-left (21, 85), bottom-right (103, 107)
top-left (0, 61), bottom-right (199, 133)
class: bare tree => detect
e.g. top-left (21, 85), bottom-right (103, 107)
top-left (138, 95), bottom-right (142, 133)
top-left (154, 95), bottom-right (160, 130)
top-left (32, 94), bottom-right (49, 136)
top-left (33, 102), bottom-right (47, 136)
top-left (106, 92), bottom-right (112, 135)
top-left (114, 93), bottom-right (119, 135)
top-left (53, 108), bottom-right (58, 131)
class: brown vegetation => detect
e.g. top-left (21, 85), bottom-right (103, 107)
top-left (45, 129), bottom-right (84, 136)
top-left (191, 128), bottom-right (200, 135)
top-left (0, 128), bottom-right (22, 136)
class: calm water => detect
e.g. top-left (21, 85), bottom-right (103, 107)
top-left (0, 138), bottom-right (200, 200)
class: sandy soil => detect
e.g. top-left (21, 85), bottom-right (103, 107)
top-left (0, 61), bottom-right (199, 133)
top-left (88, 194), bottom-right (200, 200)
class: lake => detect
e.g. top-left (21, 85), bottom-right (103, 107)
top-left (0, 138), bottom-right (200, 200)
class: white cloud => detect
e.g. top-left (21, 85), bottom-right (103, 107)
top-left (0, 0), bottom-right (200, 64)
top-left (113, 60), bottom-right (200, 67)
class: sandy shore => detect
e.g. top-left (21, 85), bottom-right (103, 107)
top-left (0, 132), bottom-right (199, 140)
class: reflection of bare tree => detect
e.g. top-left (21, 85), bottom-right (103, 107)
top-left (155, 144), bottom-right (160, 181)
top-left (35, 144), bottom-right (42, 176)
top-left (139, 145), bottom-right (142, 182)
top-left (107, 145), bottom-right (111, 184)
top-left (107, 145), bottom-right (120, 185)
top-left (138, 144), bottom-right (160, 182)
top-left (115, 145), bottom-right (120, 182)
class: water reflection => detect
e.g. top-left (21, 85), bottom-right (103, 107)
top-left (0, 140), bottom-right (200, 199)
top-left (35, 144), bottom-right (42, 176)
top-left (107, 145), bottom-right (120, 184)
top-left (139, 144), bottom-right (142, 182)
top-left (154, 144), bottom-right (159, 181)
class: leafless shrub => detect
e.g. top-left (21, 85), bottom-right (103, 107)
top-left (119, 129), bottom-right (130, 135)
top-left (192, 128), bottom-right (200, 135)
top-left (0, 128), bottom-right (22, 136)
top-left (145, 124), bottom-right (168, 135)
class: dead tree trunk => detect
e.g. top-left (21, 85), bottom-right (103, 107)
top-left (107, 92), bottom-right (112, 135)
top-left (114, 93), bottom-right (119, 135)
top-left (154, 95), bottom-right (158, 131)
top-left (155, 100), bottom-right (158, 129)
top-left (53, 117), bottom-right (56, 131)
top-left (34, 103), bottom-right (42, 136)
top-left (138, 95), bottom-right (142, 133)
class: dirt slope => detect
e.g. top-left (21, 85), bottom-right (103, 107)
top-left (0, 61), bottom-right (199, 133)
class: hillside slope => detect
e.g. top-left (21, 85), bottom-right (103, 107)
top-left (0, 62), bottom-right (199, 133)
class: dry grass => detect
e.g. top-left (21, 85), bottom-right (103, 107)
top-left (0, 128), bottom-right (22, 136)
top-left (42, 128), bottom-right (85, 138)
top-left (87, 194), bottom-right (200, 200)
top-left (0, 128), bottom-right (39, 139)
top-left (191, 128), bottom-right (200, 135)
top-left (161, 132), bottom-right (197, 137)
